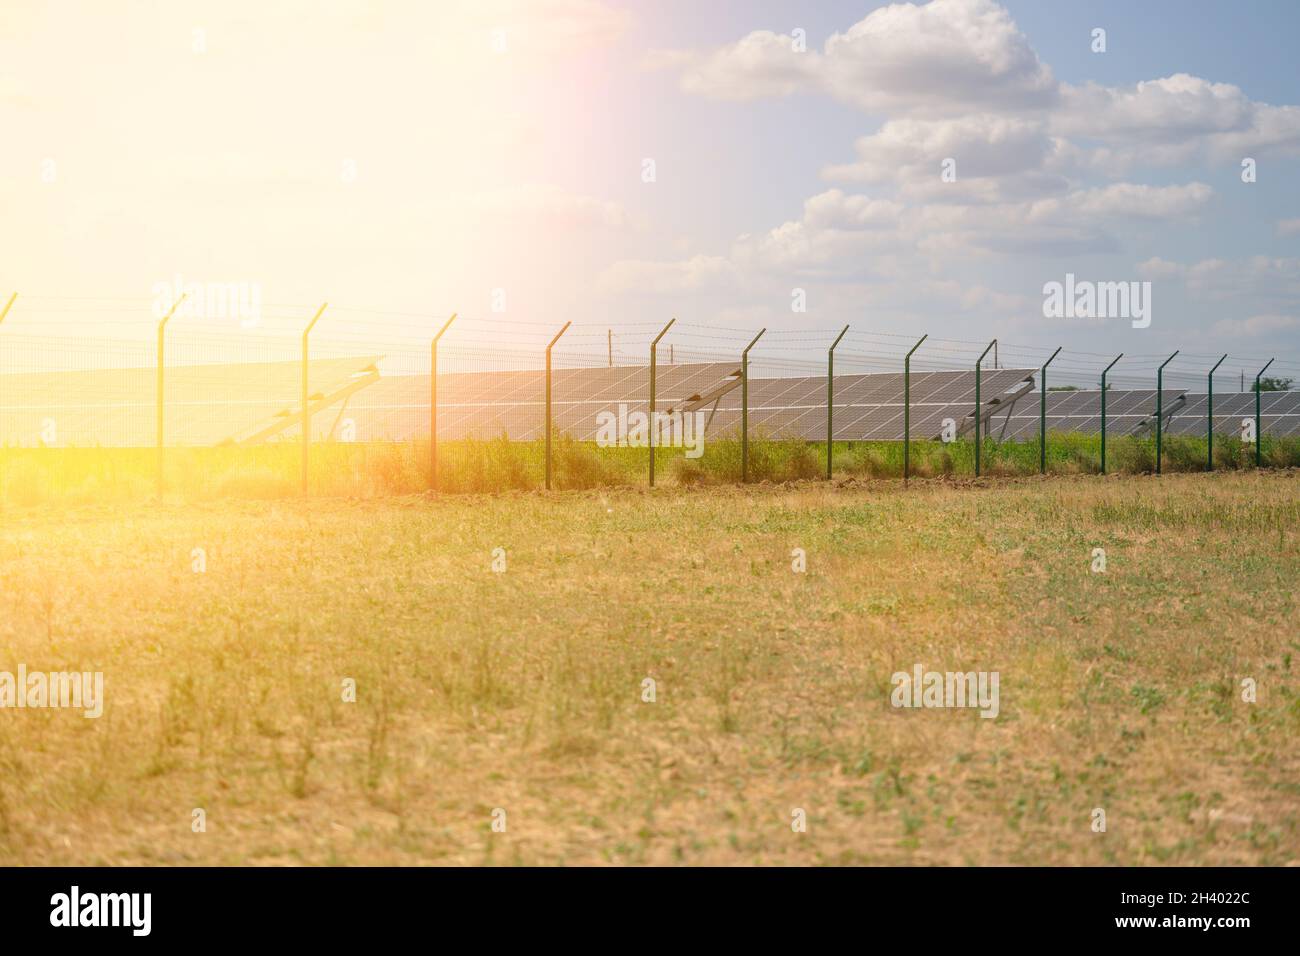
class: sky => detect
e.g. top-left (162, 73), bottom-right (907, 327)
top-left (2, 0), bottom-right (1298, 384)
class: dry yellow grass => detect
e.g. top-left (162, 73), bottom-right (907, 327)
top-left (0, 470), bottom-right (1296, 865)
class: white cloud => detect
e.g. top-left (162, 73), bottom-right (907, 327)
top-left (801, 189), bottom-right (905, 229)
top-left (651, 30), bottom-right (818, 100)
top-left (1138, 257), bottom-right (1300, 311)
top-left (818, 0), bottom-right (1057, 116)
top-left (596, 255), bottom-right (738, 296)
top-left (1054, 182), bottom-right (1214, 221)
top-left (823, 114), bottom-right (1073, 203)
top-left (1055, 75), bottom-right (1255, 142)
top-left (825, 115), bottom-right (1052, 181)
top-left (1137, 257), bottom-right (1185, 279)
top-left (1054, 75), bottom-right (1300, 169)
top-left (627, 0), bottom-right (1298, 338)
top-left (654, 0), bottom-right (1056, 117)
top-left (1210, 314), bottom-right (1300, 337)
top-left (601, 178), bottom-right (1213, 299)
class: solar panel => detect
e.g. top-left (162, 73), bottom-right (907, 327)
top-left (0, 356), bottom-right (380, 447)
top-left (3, 355), bottom-right (1295, 448)
top-left (337, 365), bottom-right (1039, 443)
top-left (995, 389), bottom-right (1300, 439)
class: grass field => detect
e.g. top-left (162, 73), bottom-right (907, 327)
top-left (1, 467), bottom-right (1296, 865)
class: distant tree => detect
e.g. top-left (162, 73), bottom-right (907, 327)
top-left (1048, 385), bottom-right (1079, 391)
top-left (1258, 376), bottom-right (1294, 392)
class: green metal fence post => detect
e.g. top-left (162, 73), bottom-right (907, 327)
top-left (301, 303), bottom-right (328, 496)
top-left (155, 293), bottom-right (187, 500)
top-left (974, 339), bottom-right (996, 477)
top-left (648, 318), bottom-right (675, 487)
top-left (827, 325), bottom-right (849, 480)
top-left (741, 328), bottom-right (766, 483)
top-left (544, 320), bottom-right (572, 491)
top-left (1255, 358), bottom-right (1275, 469)
top-left (430, 313), bottom-right (456, 492)
top-left (1100, 353), bottom-right (1122, 474)
top-left (1155, 350), bottom-right (1178, 475)
top-left (1039, 347), bottom-right (1061, 474)
top-left (1207, 353), bottom-right (1227, 471)
top-left (904, 335), bottom-right (927, 485)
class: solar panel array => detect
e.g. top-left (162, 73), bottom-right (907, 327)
top-left (351, 362), bottom-right (740, 442)
top-left (337, 364), bottom-right (1038, 442)
top-left (994, 389), bottom-right (1300, 439)
top-left (0, 356), bottom-right (380, 447)
top-left (2, 357), bottom-right (1297, 447)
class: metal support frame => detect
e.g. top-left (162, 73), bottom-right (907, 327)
top-left (429, 313), bottom-right (456, 492)
top-left (741, 328), bottom-right (766, 483)
top-left (903, 335), bottom-right (927, 484)
top-left (974, 339), bottom-right (996, 477)
top-left (301, 303), bottom-right (327, 496)
top-left (1155, 351), bottom-right (1178, 475)
top-left (826, 325), bottom-right (849, 480)
top-left (1100, 354), bottom-right (1122, 474)
top-left (1207, 354), bottom-right (1227, 471)
top-left (1255, 358), bottom-right (1275, 468)
top-left (545, 320), bottom-right (571, 490)
top-left (155, 293), bottom-right (187, 500)
top-left (1039, 346), bottom-right (1061, 475)
top-left (648, 318), bottom-right (674, 487)
top-left (233, 365), bottom-right (379, 446)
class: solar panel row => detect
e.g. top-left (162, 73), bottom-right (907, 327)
top-left (0, 357), bottom-right (379, 447)
top-left (993, 389), bottom-right (1300, 440)
top-left (1, 358), bottom-right (1297, 446)
top-left (341, 365), bottom-right (1040, 442)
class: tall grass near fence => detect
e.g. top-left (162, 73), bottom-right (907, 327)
top-left (2, 432), bottom-right (1298, 505)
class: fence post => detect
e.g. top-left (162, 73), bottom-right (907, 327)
top-left (827, 325), bottom-right (849, 480)
top-left (430, 313), bottom-right (456, 492)
top-left (741, 328), bottom-right (766, 483)
top-left (545, 320), bottom-right (571, 490)
top-left (1040, 347), bottom-right (1061, 474)
top-left (1255, 358), bottom-right (1275, 469)
top-left (904, 335), bottom-right (927, 485)
top-left (301, 303), bottom-right (327, 496)
top-left (1100, 353), bottom-right (1122, 474)
top-left (648, 318), bottom-right (675, 487)
top-left (155, 293), bottom-right (187, 501)
top-left (974, 339), bottom-right (996, 477)
top-left (1207, 354), bottom-right (1227, 471)
top-left (0, 294), bottom-right (14, 481)
top-left (1155, 350), bottom-right (1178, 475)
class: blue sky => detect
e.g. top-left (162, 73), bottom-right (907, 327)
top-left (590, 0), bottom-right (1300, 377)
top-left (2, 0), bottom-right (1297, 386)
